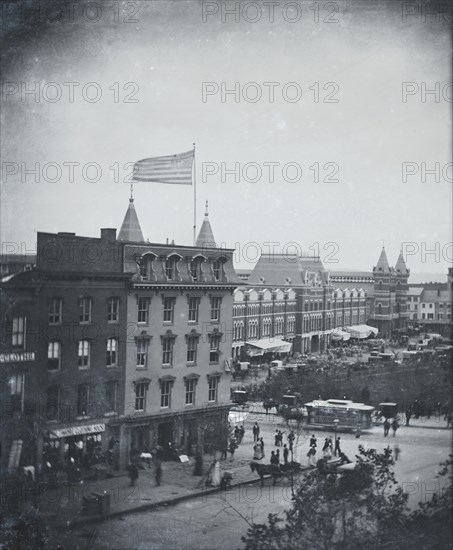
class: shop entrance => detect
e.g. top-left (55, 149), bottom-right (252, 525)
top-left (131, 426), bottom-right (150, 453)
top-left (158, 421), bottom-right (174, 448)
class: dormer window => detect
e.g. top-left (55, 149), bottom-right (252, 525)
top-left (138, 254), bottom-right (156, 280)
top-left (165, 258), bottom-right (175, 280)
top-left (190, 260), bottom-right (199, 280)
top-left (212, 259), bottom-right (221, 281)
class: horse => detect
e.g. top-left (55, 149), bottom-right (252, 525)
top-left (250, 461), bottom-right (282, 486)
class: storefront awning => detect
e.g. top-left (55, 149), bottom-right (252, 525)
top-left (344, 325), bottom-right (379, 339)
top-left (331, 329), bottom-right (351, 342)
top-left (245, 338), bottom-right (292, 357)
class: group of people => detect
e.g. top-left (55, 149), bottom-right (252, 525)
top-left (127, 448), bottom-right (163, 487)
top-left (307, 435), bottom-right (343, 466)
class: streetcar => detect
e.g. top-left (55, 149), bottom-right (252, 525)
top-left (304, 399), bottom-right (375, 429)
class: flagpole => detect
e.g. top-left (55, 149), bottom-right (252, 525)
top-left (193, 142), bottom-right (197, 246)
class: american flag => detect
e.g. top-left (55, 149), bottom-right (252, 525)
top-left (132, 149), bottom-right (194, 185)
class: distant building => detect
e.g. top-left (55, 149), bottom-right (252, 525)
top-left (0, 254), bottom-right (36, 277)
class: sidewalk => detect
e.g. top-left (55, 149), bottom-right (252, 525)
top-left (35, 427), bottom-right (307, 529)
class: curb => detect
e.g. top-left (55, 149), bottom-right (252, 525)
top-left (62, 468), bottom-right (310, 530)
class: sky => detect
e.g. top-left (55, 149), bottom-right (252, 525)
top-left (1, 0), bottom-right (451, 277)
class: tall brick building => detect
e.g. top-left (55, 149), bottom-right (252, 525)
top-left (1, 198), bottom-right (240, 472)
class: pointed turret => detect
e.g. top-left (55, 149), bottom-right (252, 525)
top-left (117, 188), bottom-right (145, 242)
top-left (374, 247), bottom-right (390, 273)
top-left (395, 249), bottom-right (408, 274)
top-left (195, 201), bottom-right (217, 248)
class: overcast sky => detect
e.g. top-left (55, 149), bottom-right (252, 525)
top-left (1, 0), bottom-right (451, 276)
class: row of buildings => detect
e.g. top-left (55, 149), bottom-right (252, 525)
top-left (1, 196), bottom-right (450, 475)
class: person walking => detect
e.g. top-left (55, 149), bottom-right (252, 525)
top-left (155, 461), bottom-right (162, 486)
top-left (239, 425), bottom-right (245, 443)
top-left (334, 437), bottom-right (341, 457)
top-left (253, 443), bottom-right (261, 460)
top-left (278, 431), bottom-right (283, 447)
top-left (288, 431), bottom-right (295, 452)
top-left (270, 451), bottom-right (279, 466)
top-left (309, 434), bottom-right (317, 448)
top-left (391, 418), bottom-right (399, 437)
top-left (276, 449), bottom-right (280, 463)
top-left (405, 408), bottom-right (412, 426)
top-left (322, 438), bottom-right (330, 459)
top-left (283, 444), bottom-right (289, 465)
top-left (383, 419), bottom-right (390, 437)
top-left (446, 414), bottom-right (452, 428)
top-left (253, 423), bottom-right (260, 442)
top-left (394, 444), bottom-right (401, 462)
top-left (259, 437), bottom-right (265, 459)
top-left (128, 463), bottom-right (139, 487)
top-left (307, 446), bottom-right (317, 467)
top-left (274, 429), bottom-right (280, 447)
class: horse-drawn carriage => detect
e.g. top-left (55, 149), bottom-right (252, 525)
top-left (250, 460), bottom-right (302, 486)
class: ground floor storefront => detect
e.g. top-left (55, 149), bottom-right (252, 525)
top-left (112, 405), bottom-right (231, 469)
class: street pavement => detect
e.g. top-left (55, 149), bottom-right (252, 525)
top-left (44, 408), bottom-right (451, 549)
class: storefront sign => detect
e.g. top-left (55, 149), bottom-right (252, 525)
top-left (49, 423), bottom-right (105, 439)
top-left (0, 352), bottom-right (35, 363)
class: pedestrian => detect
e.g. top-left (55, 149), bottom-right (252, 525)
top-left (307, 446), bottom-right (317, 467)
top-left (193, 453), bottom-right (203, 476)
top-left (253, 443), bottom-right (261, 460)
top-left (283, 444), bottom-right (289, 465)
top-left (128, 463), bottom-right (139, 487)
top-left (229, 438), bottom-right (238, 457)
top-left (155, 462), bottom-right (162, 486)
top-left (276, 449), bottom-right (280, 463)
top-left (355, 423), bottom-right (362, 439)
top-left (446, 414), bottom-right (452, 428)
top-left (239, 425), bottom-right (245, 443)
top-left (270, 451), bottom-right (279, 466)
top-left (234, 426), bottom-right (240, 440)
top-left (391, 418), bottom-right (399, 437)
top-left (322, 439), bottom-right (331, 460)
top-left (383, 419), bottom-right (390, 437)
top-left (309, 434), bottom-right (317, 448)
top-left (274, 429), bottom-right (279, 446)
top-left (260, 437), bottom-right (265, 459)
top-left (253, 423), bottom-right (260, 442)
top-left (405, 408), bottom-right (412, 427)
top-left (393, 444), bottom-right (401, 462)
top-left (278, 431), bottom-right (283, 446)
top-left (220, 442), bottom-right (228, 460)
top-left (328, 438), bottom-right (333, 454)
top-left (334, 437), bottom-right (341, 457)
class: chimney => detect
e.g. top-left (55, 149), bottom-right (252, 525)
top-left (101, 228), bottom-right (117, 241)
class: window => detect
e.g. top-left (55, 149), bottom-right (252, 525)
top-left (187, 337), bottom-right (198, 363)
top-left (208, 377), bottom-right (218, 402)
top-left (422, 313), bottom-right (426, 319)
top-left (163, 297), bottom-right (175, 323)
top-left (190, 260), bottom-right (201, 281)
top-left (377, 304), bottom-right (382, 315)
top-left (136, 339), bottom-right (148, 369)
top-left (48, 341), bottom-right (61, 371)
top-left (165, 258), bottom-right (175, 280)
top-left (9, 373), bottom-right (24, 396)
top-left (210, 297), bottom-right (222, 321)
top-left (188, 297), bottom-right (199, 323)
top-left (49, 298), bottom-right (62, 324)
top-left (106, 338), bottom-right (118, 367)
top-left (138, 298), bottom-right (150, 324)
top-left (212, 260), bottom-right (221, 281)
top-left (77, 384), bottom-right (90, 416)
top-left (107, 297), bottom-right (119, 322)
top-left (12, 317), bottom-right (26, 348)
top-left (185, 379), bottom-right (196, 405)
top-left (105, 380), bottom-right (118, 413)
top-left (46, 385), bottom-right (60, 420)
top-left (135, 383), bottom-right (147, 411)
top-left (422, 304), bottom-right (426, 308)
top-left (162, 339), bottom-right (174, 366)
top-left (79, 298), bottom-right (92, 323)
top-left (429, 303), bottom-right (433, 309)
top-left (78, 340), bottom-right (90, 369)
top-left (139, 255), bottom-right (155, 280)
top-left (161, 381), bottom-right (172, 408)
top-left (428, 313), bottom-right (434, 320)
top-left (209, 335), bottom-right (220, 363)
